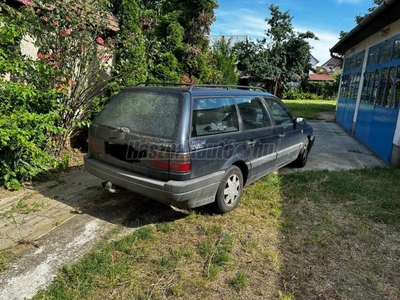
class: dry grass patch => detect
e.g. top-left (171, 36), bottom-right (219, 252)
top-left (33, 168), bottom-right (400, 299)
top-left (278, 168), bottom-right (400, 299)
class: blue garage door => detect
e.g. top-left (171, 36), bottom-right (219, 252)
top-left (354, 38), bottom-right (400, 163)
top-left (337, 52), bottom-right (364, 132)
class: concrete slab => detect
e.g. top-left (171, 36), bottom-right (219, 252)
top-left (0, 168), bottom-right (187, 300)
top-left (281, 121), bottom-right (386, 173)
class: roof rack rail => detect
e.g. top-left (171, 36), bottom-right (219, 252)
top-left (134, 83), bottom-right (266, 92)
top-left (188, 84), bottom-right (266, 92)
top-left (135, 82), bottom-right (192, 87)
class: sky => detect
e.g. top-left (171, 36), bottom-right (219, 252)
top-left (210, 0), bottom-right (374, 65)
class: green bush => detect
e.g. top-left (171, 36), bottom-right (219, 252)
top-left (305, 81), bottom-right (338, 99)
top-left (0, 81), bottom-right (64, 189)
top-left (282, 90), bottom-right (321, 100)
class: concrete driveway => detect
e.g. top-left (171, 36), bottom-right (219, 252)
top-left (282, 120), bottom-right (385, 173)
top-left (0, 120), bottom-right (386, 299)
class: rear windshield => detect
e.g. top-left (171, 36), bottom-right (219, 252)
top-left (93, 90), bottom-right (182, 139)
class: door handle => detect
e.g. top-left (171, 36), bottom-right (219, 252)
top-left (278, 133), bottom-right (286, 138)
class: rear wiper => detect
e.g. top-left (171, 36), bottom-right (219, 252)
top-left (95, 123), bottom-right (117, 130)
top-left (95, 123), bottom-right (130, 133)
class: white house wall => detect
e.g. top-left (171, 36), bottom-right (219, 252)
top-left (344, 19), bottom-right (400, 58)
top-left (20, 34), bottom-right (38, 59)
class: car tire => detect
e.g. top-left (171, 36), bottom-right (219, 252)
top-left (292, 138), bottom-right (309, 168)
top-left (214, 165), bottom-right (243, 213)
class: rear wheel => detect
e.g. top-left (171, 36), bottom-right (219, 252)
top-left (214, 166), bottom-right (243, 213)
top-left (292, 138), bottom-right (309, 168)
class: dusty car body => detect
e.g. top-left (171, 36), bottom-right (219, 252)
top-left (84, 84), bottom-right (314, 213)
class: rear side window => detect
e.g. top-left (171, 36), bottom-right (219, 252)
top-left (94, 90), bottom-right (182, 139)
top-left (192, 97), bottom-right (239, 136)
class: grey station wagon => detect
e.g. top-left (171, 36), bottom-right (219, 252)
top-left (84, 84), bottom-right (314, 213)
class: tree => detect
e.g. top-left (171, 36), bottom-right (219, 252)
top-left (210, 37), bottom-right (238, 85)
top-left (234, 5), bottom-right (318, 95)
top-left (158, 0), bottom-right (218, 82)
top-left (338, 0), bottom-right (383, 50)
top-left (113, 0), bottom-right (221, 84)
top-left (113, 0), bottom-right (147, 88)
top-left (234, 39), bottom-right (274, 81)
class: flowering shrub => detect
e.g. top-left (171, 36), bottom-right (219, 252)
top-left (22, 0), bottom-right (117, 151)
top-left (0, 0), bottom-right (116, 188)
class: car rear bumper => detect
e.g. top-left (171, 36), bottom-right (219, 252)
top-left (84, 155), bottom-right (224, 208)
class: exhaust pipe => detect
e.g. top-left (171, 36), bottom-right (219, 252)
top-left (102, 181), bottom-right (119, 193)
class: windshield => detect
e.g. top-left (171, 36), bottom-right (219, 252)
top-left (94, 90), bottom-right (182, 139)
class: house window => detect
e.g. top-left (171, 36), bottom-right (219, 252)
top-left (340, 74), bottom-right (350, 98)
top-left (370, 69), bottom-right (381, 105)
top-left (379, 42), bottom-right (392, 63)
top-left (361, 71), bottom-right (371, 103)
top-left (367, 48), bottom-right (379, 65)
top-left (361, 66), bottom-right (399, 110)
top-left (349, 73), bottom-right (361, 99)
top-left (393, 39), bottom-right (400, 60)
top-left (355, 52), bottom-right (364, 69)
top-left (389, 67), bottom-right (400, 110)
top-left (361, 69), bottom-right (380, 105)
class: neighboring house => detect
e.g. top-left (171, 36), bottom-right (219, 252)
top-left (308, 73), bottom-right (334, 82)
top-left (309, 54), bottom-right (319, 74)
top-left (330, 0), bottom-right (400, 165)
top-left (321, 57), bottom-right (342, 74)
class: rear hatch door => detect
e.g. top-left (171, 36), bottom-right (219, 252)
top-left (88, 88), bottom-right (188, 181)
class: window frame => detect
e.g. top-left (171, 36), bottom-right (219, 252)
top-left (191, 96), bottom-right (240, 137)
top-left (263, 97), bottom-right (295, 127)
top-left (234, 96), bottom-right (274, 131)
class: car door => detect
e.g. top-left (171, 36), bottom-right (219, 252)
top-left (264, 97), bottom-right (302, 168)
top-left (235, 96), bottom-right (278, 181)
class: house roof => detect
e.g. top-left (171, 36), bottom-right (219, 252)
top-left (309, 54), bottom-right (319, 64)
top-left (309, 74), bottom-right (334, 81)
top-left (330, 0), bottom-right (400, 55)
top-left (321, 57), bottom-right (342, 68)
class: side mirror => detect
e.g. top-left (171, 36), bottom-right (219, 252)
top-left (295, 117), bottom-right (306, 124)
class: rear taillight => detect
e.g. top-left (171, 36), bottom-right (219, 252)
top-left (170, 153), bottom-right (191, 172)
top-left (151, 152), bottom-right (190, 173)
top-left (88, 137), bottom-right (100, 152)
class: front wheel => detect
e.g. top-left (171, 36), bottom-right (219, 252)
top-left (214, 166), bottom-right (243, 213)
top-left (292, 138), bottom-right (309, 168)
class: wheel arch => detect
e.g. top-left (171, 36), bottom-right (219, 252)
top-left (231, 160), bottom-right (249, 186)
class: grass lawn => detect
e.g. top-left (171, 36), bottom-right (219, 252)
top-left (33, 167), bottom-right (400, 299)
top-left (283, 99), bottom-right (337, 120)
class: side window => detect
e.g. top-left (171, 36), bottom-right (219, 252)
top-left (192, 97), bottom-right (239, 137)
top-left (236, 97), bottom-right (272, 130)
top-left (264, 97), bottom-right (293, 125)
